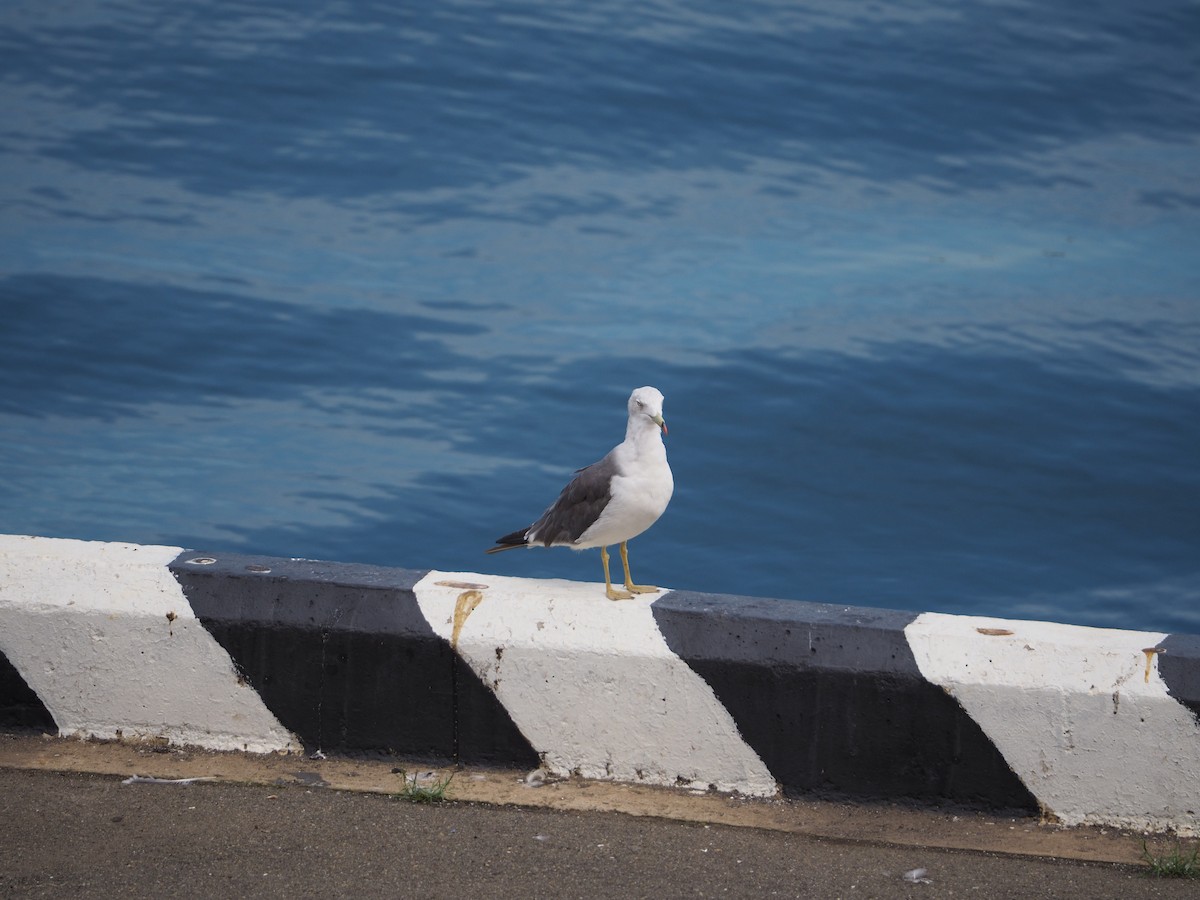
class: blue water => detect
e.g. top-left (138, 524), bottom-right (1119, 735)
top-left (2, 0), bottom-right (1198, 633)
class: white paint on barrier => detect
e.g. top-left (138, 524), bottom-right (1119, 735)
top-left (414, 571), bottom-right (777, 797)
top-left (905, 612), bottom-right (1200, 835)
top-left (0, 535), bottom-right (298, 754)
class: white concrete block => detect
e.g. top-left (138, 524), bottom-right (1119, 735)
top-left (906, 611), bottom-right (1200, 835)
top-left (414, 570), bottom-right (777, 796)
top-left (0, 535), bottom-right (298, 753)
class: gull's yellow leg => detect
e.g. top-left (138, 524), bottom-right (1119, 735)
top-left (620, 541), bottom-right (658, 594)
top-left (601, 546), bottom-right (634, 600)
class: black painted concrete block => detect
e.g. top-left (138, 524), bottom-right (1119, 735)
top-left (654, 590), bottom-right (1039, 812)
top-left (1160, 633), bottom-right (1200, 723)
top-left (170, 551), bottom-right (536, 767)
top-left (0, 648), bottom-right (56, 732)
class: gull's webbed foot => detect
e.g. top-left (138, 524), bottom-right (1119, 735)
top-left (623, 582), bottom-right (658, 595)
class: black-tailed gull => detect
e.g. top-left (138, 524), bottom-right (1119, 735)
top-left (487, 386), bottom-right (673, 600)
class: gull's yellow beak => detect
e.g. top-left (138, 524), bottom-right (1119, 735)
top-left (652, 414), bottom-right (667, 436)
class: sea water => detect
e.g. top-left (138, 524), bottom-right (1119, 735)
top-left (1, 0), bottom-right (1197, 632)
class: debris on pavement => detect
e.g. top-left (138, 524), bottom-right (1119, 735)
top-left (122, 775), bottom-right (217, 786)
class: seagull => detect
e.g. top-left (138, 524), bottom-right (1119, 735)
top-left (487, 386), bottom-right (674, 600)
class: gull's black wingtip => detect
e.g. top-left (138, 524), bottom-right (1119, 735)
top-left (486, 529), bottom-right (530, 554)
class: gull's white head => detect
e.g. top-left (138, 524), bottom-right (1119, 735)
top-left (628, 386), bottom-right (667, 435)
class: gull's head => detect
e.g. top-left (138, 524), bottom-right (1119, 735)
top-left (628, 386), bottom-right (667, 435)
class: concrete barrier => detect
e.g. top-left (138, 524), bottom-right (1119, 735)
top-left (1, 534), bottom-right (1197, 835)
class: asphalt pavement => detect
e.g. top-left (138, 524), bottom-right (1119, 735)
top-left (3, 767), bottom-right (1196, 899)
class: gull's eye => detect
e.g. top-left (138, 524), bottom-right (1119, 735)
top-left (635, 399), bottom-right (645, 408)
